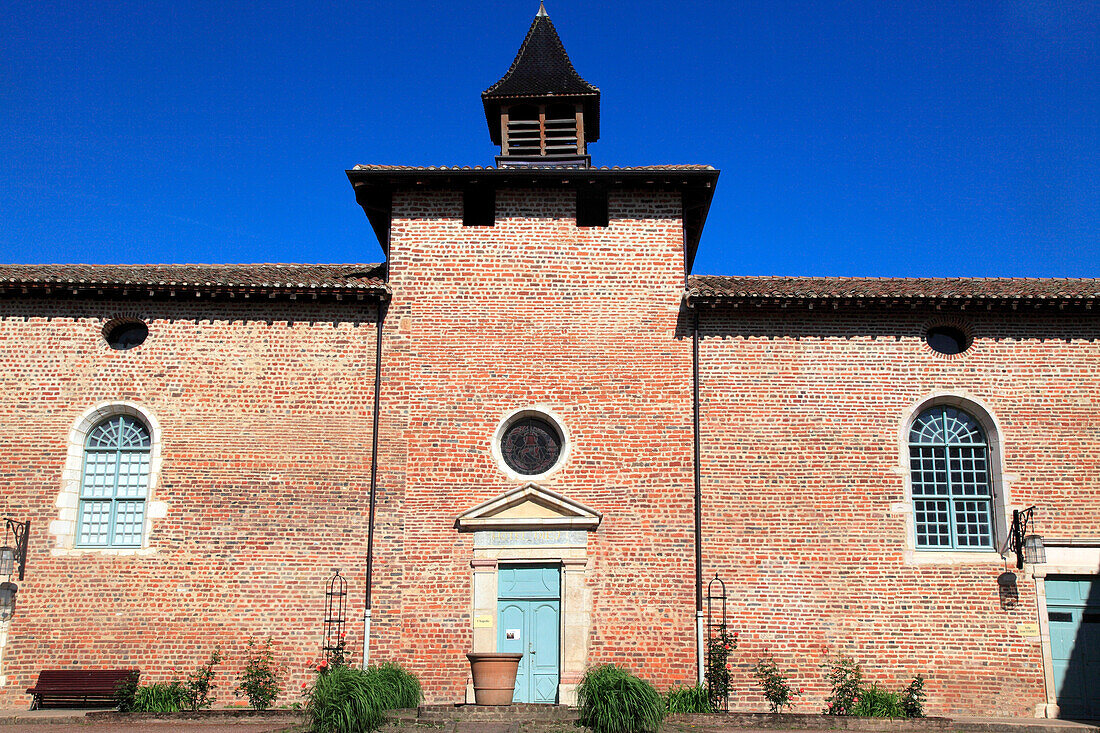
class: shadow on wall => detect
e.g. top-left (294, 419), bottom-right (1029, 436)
top-left (0, 299), bottom-right (381, 329)
top-left (674, 304), bottom-right (1100, 343)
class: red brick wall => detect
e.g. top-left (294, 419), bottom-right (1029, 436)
top-left (369, 188), bottom-right (698, 702)
top-left (1, 190), bottom-right (1095, 716)
top-left (0, 299), bottom-right (381, 708)
top-left (696, 306), bottom-right (1100, 716)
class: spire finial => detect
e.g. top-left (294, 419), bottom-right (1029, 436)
top-left (536, 1), bottom-right (547, 17)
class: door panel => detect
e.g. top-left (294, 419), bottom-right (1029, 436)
top-left (1046, 575), bottom-right (1099, 719)
top-left (497, 565), bottom-right (560, 704)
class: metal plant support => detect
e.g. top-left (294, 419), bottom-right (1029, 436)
top-left (706, 574), bottom-right (729, 711)
top-left (322, 570), bottom-right (348, 662)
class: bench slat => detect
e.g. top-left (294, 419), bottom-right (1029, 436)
top-left (27, 669), bottom-right (139, 710)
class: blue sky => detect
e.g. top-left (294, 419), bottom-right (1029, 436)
top-left (1, 1), bottom-right (1097, 277)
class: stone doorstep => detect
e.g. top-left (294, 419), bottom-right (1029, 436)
top-left (417, 704), bottom-right (577, 722)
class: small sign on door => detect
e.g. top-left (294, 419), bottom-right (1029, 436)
top-left (505, 628), bottom-right (521, 640)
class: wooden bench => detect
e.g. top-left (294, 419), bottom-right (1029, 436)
top-left (26, 669), bottom-right (139, 710)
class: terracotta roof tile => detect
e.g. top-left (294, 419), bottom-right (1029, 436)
top-left (687, 275), bottom-right (1100, 301)
top-left (0, 263), bottom-right (388, 293)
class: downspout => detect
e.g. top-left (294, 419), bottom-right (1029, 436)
top-left (364, 299), bottom-right (387, 668)
top-left (691, 301), bottom-right (705, 686)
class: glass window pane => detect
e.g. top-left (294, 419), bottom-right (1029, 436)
top-left (112, 501), bottom-right (146, 547)
top-left (81, 452), bottom-right (117, 498)
top-left (915, 499), bottom-right (951, 547)
top-left (79, 501), bottom-right (112, 546)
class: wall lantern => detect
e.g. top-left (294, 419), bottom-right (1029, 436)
top-left (1005, 506), bottom-right (1044, 570)
top-left (0, 518), bottom-right (30, 622)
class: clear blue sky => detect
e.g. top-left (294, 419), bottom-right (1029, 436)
top-left (2, 1), bottom-right (1097, 277)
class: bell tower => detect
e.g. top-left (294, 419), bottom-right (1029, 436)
top-left (482, 3), bottom-right (600, 168)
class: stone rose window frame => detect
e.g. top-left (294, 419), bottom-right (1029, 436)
top-left (490, 406), bottom-right (571, 483)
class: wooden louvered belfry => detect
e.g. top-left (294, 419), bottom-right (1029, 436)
top-left (482, 3), bottom-right (600, 168)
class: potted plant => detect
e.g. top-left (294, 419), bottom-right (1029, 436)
top-left (466, 652), bottom-right (523, 705)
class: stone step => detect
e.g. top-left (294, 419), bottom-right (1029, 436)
top-left (417, 704), bottom-right (577, 723)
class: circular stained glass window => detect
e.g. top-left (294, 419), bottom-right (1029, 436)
top-left (500, 417), bottom-right (562, 476)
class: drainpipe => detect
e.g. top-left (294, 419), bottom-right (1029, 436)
top-left (364, 300), bottom-right (387, 668)
top-left (691, 302), bottom-right (705, 686)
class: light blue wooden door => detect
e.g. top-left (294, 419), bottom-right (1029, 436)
top-left (498, 565), bottom-right (560, 703)
top-left (1046, 575), bottom-right (1099, 719)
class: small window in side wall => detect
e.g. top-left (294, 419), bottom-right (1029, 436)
top-left (576, 189), bottom-right (608, 228)
top-left (76, 415), bottom-right (152, 548)
top-left (909, 405), bottom-right (996, 551)
top-left (463, 188), bottom-right (495, 227)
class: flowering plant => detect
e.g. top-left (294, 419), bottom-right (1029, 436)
top-left (235, 635), bottom-right (282, 710)
top-left (705, 625), bottom-right (738, 709)
top-left (752, 656), bottom-right (801, 713)
top-left (320, 630), bottom-right (349, 674)
top-left (184, 646), bottom-right (224, 711)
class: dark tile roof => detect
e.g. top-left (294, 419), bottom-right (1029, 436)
top-left (483, 11), bottom-right (599, 99)
top-left (350, 164), bottom-right (714, 172)
top-left (687, 275), bottom-right (1100, 302)
top-left (0, 263), bottom-right (389, 296)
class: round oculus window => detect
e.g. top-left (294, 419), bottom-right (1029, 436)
top-left (500, 416), bottom-right (563, 476)
top-left (926, 325), bottom-right (970, 355)
top-left (105, 321), bottom-right (148, 350)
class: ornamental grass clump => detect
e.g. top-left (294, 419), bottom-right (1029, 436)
top-left (577, 665), bottom-right (664, 733)
top-left (305, 662), bottom-right (422, 733)
top-left (362, 662), bottom-right (422, 710)
top-left (129, 681), bottom-right (189, 712)
top-left (665, 684), bottom-right (712, 714)
top-left (850, 683), bottom-right (904, 718)
top-left (307, 666), bottom-right (387, 733)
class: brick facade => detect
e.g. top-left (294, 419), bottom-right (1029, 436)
top-left (696, 306), bottom-right (1100, 716)
top-left (0, 9), bottom-right (1097, 717)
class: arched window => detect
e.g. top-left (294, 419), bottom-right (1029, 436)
top-left (909, 406), bottom-right (994, 550)
top-left (76, 415), bottom-right (152, 547)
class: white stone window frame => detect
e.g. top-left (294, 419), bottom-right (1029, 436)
top-left (893, 392), bottom-right (1017, 565)
top-left (50, 401), bottom-right (166, 557)
top-left (490, 405), bottom-right (571, 483)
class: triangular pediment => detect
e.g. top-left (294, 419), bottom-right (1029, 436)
top-left (456, 484), bottom-right (601, 531)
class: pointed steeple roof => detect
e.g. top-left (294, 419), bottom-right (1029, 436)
top-left (483, 9), bottom-right (599, 98)
top-left (482, 6), bottom-right (600, 144)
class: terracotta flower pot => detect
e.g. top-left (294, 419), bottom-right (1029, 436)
top-left (466, 652), bottom-right (523, 705)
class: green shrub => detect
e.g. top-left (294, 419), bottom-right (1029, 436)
top-left (236, 635), bottom-right (282, 710)
top-left (113, 676), bottom-right (139, 712)
top-left (822, 656), bottom-right (862, 715)
top-left (752, 657), bottom-right (800, 713)
top-left (665, 684), bottom-right (712, 713)
top-left (900, 675), bottom-right (926, 718)
top-left (361, 662), bottom-right (421, 710)
top-left (185, 646), bottom-right (224, 710)
top-left (851, 683), bottom-right (903, 718)
top-left (131, 681), bottom-right (190, 713)
top-left (307, 667), bottom-right (386, 733)
top-left (305, 663), bottom-right (422, 733)
top-left (577, 665), bottom-right (665, 733)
